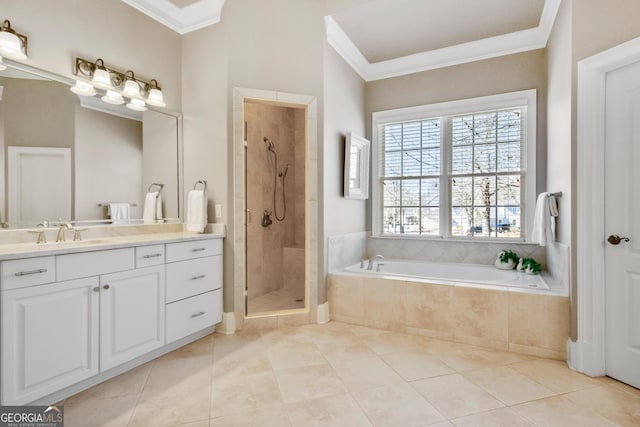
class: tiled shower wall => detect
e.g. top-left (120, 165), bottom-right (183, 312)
top-left (245, 102), bottom-right (305, 300)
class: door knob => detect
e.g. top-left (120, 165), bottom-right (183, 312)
top-left (103, 284), bottom-right (110, 290)
top-left (608, 235), bottom-right (630, 245)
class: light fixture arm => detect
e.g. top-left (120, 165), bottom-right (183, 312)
top-left (73, 57), bottom-right (162, 96)
top-left (0, 19), bottom-right (28, 59)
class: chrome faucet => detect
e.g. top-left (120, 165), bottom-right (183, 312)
top-left (56, 222), bottom-right (73, 242)
top-left (367, 254), bottom-right (384, 270)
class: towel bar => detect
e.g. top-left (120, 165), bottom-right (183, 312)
top-left (148, 183), bottom-right (164, 192)
top-left (98, 203), bottom-right (138, 207)
top-left (193, 180), bottom-right (207, 191)
top-left (548, 192), bottom-right (562, 197)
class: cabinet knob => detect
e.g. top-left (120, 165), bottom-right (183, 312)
top-left (93, 286), bottom-right (100, 292)
top-left (103, 284), bottom-right (110, 290)
top-left (191, 311), bottom-right (206, 318)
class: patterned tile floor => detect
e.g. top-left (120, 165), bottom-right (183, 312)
top-left (60, 321), bottom-right (640, 426)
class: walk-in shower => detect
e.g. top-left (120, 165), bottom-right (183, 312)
top-left (244, 100), bottom-right (306, 315)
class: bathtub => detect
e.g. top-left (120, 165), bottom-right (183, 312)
top-left (344, 259), bottom-right (551, 291)
top-left (329, 258), bottom-right (570, 360)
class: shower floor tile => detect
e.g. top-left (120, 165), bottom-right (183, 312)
top-left (248, 286), bottom-right (305, 315)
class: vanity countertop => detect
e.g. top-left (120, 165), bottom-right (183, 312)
top-left (0, 232), bottom-right (224, 260)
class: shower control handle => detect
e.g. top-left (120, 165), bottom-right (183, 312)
top-left (608, 234), bottom-right (630, 245)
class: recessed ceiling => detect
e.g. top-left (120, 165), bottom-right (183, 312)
top-left (121, 0), bottom-right (225, 34)
top-left (327, 0), bottom-right (561, 81)
top-left (332, 0), bottom-right (546, 63)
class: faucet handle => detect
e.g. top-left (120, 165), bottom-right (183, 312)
top-left (360, 258), bottom-right (367, 269)
top-left (376, 263), bottom-right (385, 272)
top-left (73, 228), bottom-right (88, 241)
top-left (28, 229), bottom-right (47, 244)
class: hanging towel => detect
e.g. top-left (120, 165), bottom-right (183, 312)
top-left (531, 193), bottom-right (554, 246)
top-left (548, 194), bottom-right (559, 241)
top-left (108, 203), bottom-right (130, 225)
top-left (186, 189), bottom-right (207, 232)
top-left (143, 191), bottom-right (163, 223)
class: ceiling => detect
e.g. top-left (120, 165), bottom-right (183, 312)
top-left (122, 0), bottom-right (560, 81)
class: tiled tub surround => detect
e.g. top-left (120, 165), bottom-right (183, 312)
top-left (328, 272), bottom-right (570, 360)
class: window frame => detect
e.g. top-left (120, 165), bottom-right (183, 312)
top-left (371, 90), bottom-right (537, 241)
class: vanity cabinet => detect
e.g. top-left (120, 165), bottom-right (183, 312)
top-left (0, 236), bottom-right (222, 405)
top-left (1, 277), bottom-right (100, 405)
top-left (99, 266), bottom-right (165, 371)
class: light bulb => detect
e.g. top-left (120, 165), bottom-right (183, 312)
top-left (91, 68), bottom-right (112, 89)
top-left (146, 87), bottom-right (166, 107)
top-left (123, 79), bottom-right (140, 98)
top-left (0, 31), bottom-right (26, 60)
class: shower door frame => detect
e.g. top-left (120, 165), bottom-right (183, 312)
top-left (232, 87), bottom-right (318, 329)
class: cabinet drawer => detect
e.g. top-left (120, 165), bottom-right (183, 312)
top-left (136, 245), bottom-right (165, 268)
top-left (165, 239), bottom-right (221, 263)
top-left (166, 289), bottom-right (222, 343)
top-left (57, 248), bottom-right (135, 281)
top-left (166, 256), bottom-right (221, 303)
top-left (1, 257), bottom-right (56, 291)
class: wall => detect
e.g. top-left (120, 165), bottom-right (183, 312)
top-left (322, 43), bottom-right (367, 301)
top-left (75, 106), bottom-right (142, 220)
top-left (0, 0), bottom-right (182, 111)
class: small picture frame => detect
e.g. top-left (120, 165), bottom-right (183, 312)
top-left (344, 132), bottom-right (370, 199)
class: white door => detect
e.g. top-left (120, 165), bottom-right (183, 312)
top-left (7, 146), bottom-right (72, 225)
top-left (99, 265), bottom-right (165, 371)
top-left (604, 59), bottom-right (640, 388)
top-left (1, 277), bottom-right (99, 405)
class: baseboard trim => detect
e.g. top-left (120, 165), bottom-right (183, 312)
top-left (316, 302), bottom-right (330, 324)
top-left (219, 311), bottom-right (236, 334)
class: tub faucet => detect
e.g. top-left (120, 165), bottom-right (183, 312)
top-left (56, 222), bottom-right (73, 242)
top-left (367, 254), bottom-right (384, 270)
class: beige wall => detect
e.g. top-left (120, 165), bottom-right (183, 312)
top-left (75, 107), bottom-right (142, 220)
top-left (0, 0), bottom-right (182, 111)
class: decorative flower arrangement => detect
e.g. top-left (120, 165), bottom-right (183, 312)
top-left (521, 257), bottom-right (542, 275)
top-left (494, 250), bottom-right (518, 270)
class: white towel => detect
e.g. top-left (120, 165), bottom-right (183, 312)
top-left (186, 189), bottom-right (207, 232)
top-left (531, 193), bottom-right (554, 246)
top-left (108, 203), bottom-right (130, 225)
top-left (143, 192), bottom-right (163, 223)
top-left (548, 194), bottom-right (559, 241)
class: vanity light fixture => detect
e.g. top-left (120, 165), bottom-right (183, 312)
top-left (102, 90), bottom-right (125, 105)
top-left (0, 20), bottom-right (28, 61)
top-left (145, 79), bottom-right (166, 107)
top-left (71, 57), bottom-right (166, 110)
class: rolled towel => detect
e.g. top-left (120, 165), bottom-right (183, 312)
top-left (186, 189), bottom-right (207, 232)
top-left (143, 191), bottom-right (163, 223)
top-left (108, 203), bottom-right (130, 225)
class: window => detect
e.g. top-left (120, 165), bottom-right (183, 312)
top-left (372, 90), bottom-right (536, 240)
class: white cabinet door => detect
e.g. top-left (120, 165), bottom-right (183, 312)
top-left (99, 265), bottom-right (165, 371)
top-left (1, 277), bottom-right (99, 405)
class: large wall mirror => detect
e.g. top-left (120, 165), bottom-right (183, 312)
top-left (0, 60), bottom-right (183, 229)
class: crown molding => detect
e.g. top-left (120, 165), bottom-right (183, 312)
top-left (327, 0), bottom-right (561, 82)
top-left (121, 0), bottom-right (226, 34)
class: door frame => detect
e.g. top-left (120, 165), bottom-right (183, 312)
top-left (232, 87), bottom-right (318, 330)
top-left (573, 36), bottom-right (640, 376)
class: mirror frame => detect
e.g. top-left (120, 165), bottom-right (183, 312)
top-left (344, 131), bottom-right (370, 200)
top-left (1, 58), bottom-right (184, 228)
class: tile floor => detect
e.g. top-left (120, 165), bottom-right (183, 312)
top-left (248, 287), bottom-right (305, 315)
top-left (61, 321), bottom-right (640, 427)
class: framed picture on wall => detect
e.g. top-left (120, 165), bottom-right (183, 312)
top-left (344, 132), bottom-right (370, 199)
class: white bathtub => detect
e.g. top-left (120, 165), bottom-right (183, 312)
top-left (344, 259), bottom-right (551, 291)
